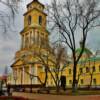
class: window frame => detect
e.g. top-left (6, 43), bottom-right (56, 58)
top-left (28, 15), bottom-right (32, 25)
top-left (80, 79), bottom-right (84, 84)
top-left (86, 67), bottom-right (90, 73)
top-left (69, 80), bottom-right (72, 84)
top-left (79, 68), bottom-right (83, 74)
top-left (93, 78), bottom-right (96, 85)
top-left (92, 66), bottom-right (96, 72)
top-left (69, 69), bottom-right (71, 75)
top-left (38, 15), bottom-right (42, 25)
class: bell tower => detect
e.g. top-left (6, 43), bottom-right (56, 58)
top-left (24, 0), bottom-right (46, 28)
top-left (20, 0), bottom-right (48, 50)
top-left (11, 0), bottom-right (51, 86)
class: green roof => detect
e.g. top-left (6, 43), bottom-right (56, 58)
top-left (87, 56), bottom-right (100, 62)
top-left (78, 56), bottom-right (100, 64)
top-left (76, 48), bottom-right (92, 56)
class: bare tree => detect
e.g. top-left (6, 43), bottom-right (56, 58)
top-left (0, 0), bottom-right (21, 36)
top-left (33, 43), bottom-right (69, 93)
top-left (88, 54), bottom-right (96, 89)
top-left (47, 0), bottom-right (100, 92)
top-left (89, 69), bottom-right (94, 89)
top-left (17, 53), bottom-right (44, 84)
top-left (17, 42), bottom-right (69, 93)
top-left (16, 54), bottom-right (44, 93)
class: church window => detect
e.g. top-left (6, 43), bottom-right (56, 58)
top-left (69, 80), bottom-right (72, 84)
top-left (79, 68), bottom-right (83, 74)
top-left (80, 79), bottom-right (84, 84)
top-left (39, 16), bottom-right (42, 25)
top-left (86, 67), bottom-right (90, 73)
top-left (93, 78), bottom-right (96, 85)
top-left (69, 69), bottom-right (71, 74)
top-left (99, 65), bottom-right (100, 71)
top-left (28, 15), bottom-right (32, 25)
top-left (92, 66), bottom-right (96, 72)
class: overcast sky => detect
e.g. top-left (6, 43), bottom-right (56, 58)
top-left (0, 0), bottom-right (51, 75)
top-left (0, 0), bottom-right (100, 75)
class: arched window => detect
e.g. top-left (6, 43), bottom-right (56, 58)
top-left (80, 79), bottom-right (84, 84)
top-left (28, 15), bottom-right (31, 25)
top-left (93, 78), bottom-right (96, 85)
top-left (69, 69), bottom-right (71, 74)
top-left (99, 65), bottom-right (100, 71)
top-left (92, 66), bottom-right (96, 72)
top-left (86, 67), bottom-right (90, 73)
top-left (39, 16), bottom-right (42, 25)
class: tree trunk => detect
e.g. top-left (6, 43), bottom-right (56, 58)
top-left (89, 74), bottom-right (93, 89)
top-left (72, 62), bottom-right (77, 93)
top-left (56, 84), bottom-right (60, 94)
top-left (43, 67), bottom-right (48, 87)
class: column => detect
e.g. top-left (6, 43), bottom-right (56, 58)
top-left (30, 65), bottom-right (32, 74)
top-left (40, 35), bottom-right (42, 47)
top-left (21, 36), bottom-right (23, 49)
top-left (23, 34), bottom-right (25, 48)
top-left (34, 65), bottom-right (38, 84)
top-left (28, 33), bottom-right (30, 48)
top-left (32, 30), bottom-right (34, 44)
top-left (20, 68), bottom-right (23, 85)
top-left (38, 32), bottom-right (40, 46)
top-left (22, 66), bottom-right (25, 84)
top-left (29, 65), bottom-right (32, 84)
top-left (35, 30), bottom-right (38, 45)
top-left (30, 31), bottom-right (32, 46)
top-left (34, 30), bottom-right (36, 45)
top-left (13, 70), bottom-right (15, 85)
top-left (29, 31), bottom-right (32, 46)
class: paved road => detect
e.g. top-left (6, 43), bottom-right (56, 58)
top-left (13, 92), bottom-right (100, 100)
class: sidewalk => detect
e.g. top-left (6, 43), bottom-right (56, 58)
top-left (12, 92), bottom-right (100, 100)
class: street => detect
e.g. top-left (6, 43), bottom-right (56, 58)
top-left (13, 92), bottom-right (100, 100)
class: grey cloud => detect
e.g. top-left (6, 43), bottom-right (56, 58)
top-left (0, 0), bottom-right (99, 75)
top-left (0, 0), bottom-right (50, 74)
